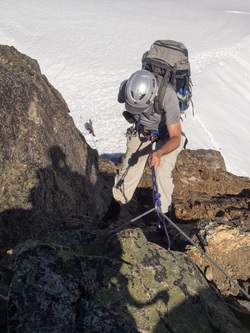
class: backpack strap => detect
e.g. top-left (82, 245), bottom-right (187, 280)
top-left (154, 70), bottom-right (172, 113)
top-left (170, 64), bottom-right (177, 90)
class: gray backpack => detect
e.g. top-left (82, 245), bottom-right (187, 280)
top-left (142, 40), bottom-right (193, 114)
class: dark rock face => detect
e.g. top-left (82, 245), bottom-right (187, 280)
top-left (0, 45), bottom-right (105, 254)
top-left (3, 228), bottom-right (248, 333)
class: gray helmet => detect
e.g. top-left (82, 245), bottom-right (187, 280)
top-left (125, 70), bottom-right (157, 114)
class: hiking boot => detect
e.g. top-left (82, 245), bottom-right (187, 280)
top-left (100, 198), bottom-right (122, 228)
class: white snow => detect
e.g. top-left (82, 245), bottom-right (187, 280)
top-left (1, 0), bottom-right (250, 176)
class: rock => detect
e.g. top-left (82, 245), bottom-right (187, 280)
top-left (7, 242), bottom-right (83, 333)
top-left (98, 157), bottom-right (118, 208)
top-left (0, 264), bottom-right (14, 333)
top-left (172, 149), bottom-right (250, 220)
top-left (2, 228), bottom-right (248, 333)
top-left (138, 149), bottom-right (250, 221)
top-left (0, 45), bottom-right (105, 254)
top-left (185, 218), bottom-right (250, 298)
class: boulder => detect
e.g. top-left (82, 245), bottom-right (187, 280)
top-left (172, 149), bottom-right (250, 220)
top-left (185, 217), bottom-right (250, 298)
top-left (138, 149), bottom-right (250, 221)
top-left (0, 45), bottom-right (105, 254)
top-left (3, 227), bottom-right (248, 333)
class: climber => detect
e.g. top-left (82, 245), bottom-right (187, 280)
top-left (102, 69), bottom-right (185, 227)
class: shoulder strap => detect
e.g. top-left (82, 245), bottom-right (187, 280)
top-left (154, 71), bottom-right (172, 113)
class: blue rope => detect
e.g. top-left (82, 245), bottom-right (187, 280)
top-left (151, 164), bottom-right (171, 249)
top-left (135, 125), bottom-right (171, 248)
top-left (150, 136), bottom-right (171, 249)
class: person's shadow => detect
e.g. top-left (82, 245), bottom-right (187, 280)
top-left (0, 145), bottom-right (100, 255)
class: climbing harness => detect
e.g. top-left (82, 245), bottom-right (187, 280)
top-left (136, 124), bottom-right (165, 142)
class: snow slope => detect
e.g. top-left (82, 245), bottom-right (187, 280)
top-left (1, 0), bottom-right (250, 176)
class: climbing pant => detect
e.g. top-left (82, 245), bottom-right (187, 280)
top-left (112, 131), bottom-right (184, 213)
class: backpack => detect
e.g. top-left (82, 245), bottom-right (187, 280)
top-left (142, 40), bottom-right (193, 114)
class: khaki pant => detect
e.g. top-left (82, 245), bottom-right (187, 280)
top-left (113, 131), bottom-right (184, 213)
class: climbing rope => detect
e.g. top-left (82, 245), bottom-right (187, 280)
top-left (150, 133), bottom-right (171, 249)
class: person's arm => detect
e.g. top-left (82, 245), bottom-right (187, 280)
top-left (149, 121), bottom-right (181, 170)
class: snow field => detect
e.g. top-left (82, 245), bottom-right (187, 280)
top-left (1, 0), bottom-right (250, 176)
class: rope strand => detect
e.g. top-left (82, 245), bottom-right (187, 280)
top-left (150, 135), bottom-right (171, 249)
top-left (152, 165), bottom-right (171, 249)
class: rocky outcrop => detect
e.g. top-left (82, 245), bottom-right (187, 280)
top-left (139, 149), bottom-right (250, 222)
top-left (0, 45), bottom-right (106, 254)
top-left (185, 218), bottom-right (250, 297)
top-left (172, 149), bottom-right (250, 220)
top-left (1, 227), bottom-right (248, 333)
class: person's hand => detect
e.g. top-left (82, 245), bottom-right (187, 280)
top-left (149, 151), bottom-right (162, 170)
